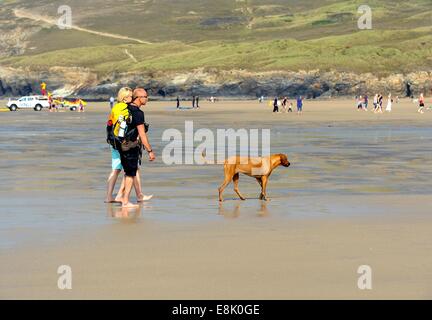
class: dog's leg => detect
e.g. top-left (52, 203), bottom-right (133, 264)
top-left (218, 169), bottom-right (234, 202)
top-left (233, 173), bottom-right (245, 200)
top-left (256, 177), bottom-right (264, 200)
top-left (261, 176), bottom-right (269, 201)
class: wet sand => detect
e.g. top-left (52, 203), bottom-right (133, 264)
top-left (0, 98), bottom-right (431, 299)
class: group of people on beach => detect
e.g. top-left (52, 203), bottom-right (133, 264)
top-left (48, 96), bottom-right (86, 112)
top-left (176, 95), bottom-right (201, 109)
top-left (105, 87), bottom-right (155, 208)
top-left (40, 81), bottom-right (86, 112)
top-left (357, 94), bottom-right (395, 113)
top-left (270, 96), bottom-right (304, 115)
top-left (356, 93), bottom-right (427, 113)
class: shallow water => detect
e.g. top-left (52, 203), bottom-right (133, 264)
top-left (0, 103), bottom-right (431, 249)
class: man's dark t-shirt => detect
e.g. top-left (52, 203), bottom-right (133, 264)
top-left (118, 104), bottom-right (145, 177)
top-left (126, 104), bottom-right (145, 142)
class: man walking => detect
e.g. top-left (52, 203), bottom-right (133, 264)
top-left (119, 88), bottom-right (155, 208)
top-left (273, 97), bottom-right (279, 112)
top-left (296, 96), bottom-right (303, 115)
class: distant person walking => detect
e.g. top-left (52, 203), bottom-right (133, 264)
top-left (386, 93), bottom-right (393, 112)
top-left (356, 95), bottom-right (363, 110)
top-left (176, 96), bottom-right (180, 109)
top-left (296, 96), bottom-right (303, 115)
top-left (418, 93), bottom-right (425, 113)
top-left (192, 95), bottom-right (196, 108)
top-left (288, 102), bottom-right (293, 112)
top-left (373, 94), bottom-right (378, 112)
top-left (273, 97), bottom-right (279, 113)
top-left (48, 93), bottom-right (53, 112)
top-left (375, 94), bottom-right (383, 113)
top-left (109, 96), bottom-right (115, 109)
top-left (282, 97), bottom-right (288, 112)
top-left (364, 95), bottom-right (368, 111)
top-left (196, 96), bottom-right (200, 109)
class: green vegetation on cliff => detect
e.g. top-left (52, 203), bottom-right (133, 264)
top-left (0, 0), bottom-right (431, 75)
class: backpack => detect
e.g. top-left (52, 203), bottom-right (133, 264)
top-left (106, 102), bottom-right (135, 150)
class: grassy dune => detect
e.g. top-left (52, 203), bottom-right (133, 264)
top-left (3, 28), bottom-right (431, 75)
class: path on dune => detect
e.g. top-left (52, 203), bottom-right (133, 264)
top-left (13, 8), bottom-right (152, 45)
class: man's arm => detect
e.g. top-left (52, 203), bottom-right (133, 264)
top-left (137, 124), bottom-right (155, 161)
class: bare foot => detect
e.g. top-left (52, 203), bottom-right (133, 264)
top-left (122, 202), bottom-right (139, 208)
top-left (104, 198), bottom-right (117, 203)
top-left (137, 194), bottom-right (153, 202)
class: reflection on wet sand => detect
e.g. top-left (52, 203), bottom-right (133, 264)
top-left (106, 203), bottom-right (152, 221)
top-left (218, 201), bottom-right (269, 218)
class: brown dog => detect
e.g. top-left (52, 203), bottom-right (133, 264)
top-left (218, 153), bottom-right (290, 201)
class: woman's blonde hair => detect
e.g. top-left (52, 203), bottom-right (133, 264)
top-left (117, 87), bottom-right (133, 103)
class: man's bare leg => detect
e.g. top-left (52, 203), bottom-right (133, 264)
top-left (134, 169), bottom-right (143, 199)
top-left (135, 169), bottom-right (153, 202)
top-left (122, 176), bottom-right (139, 208)
top-left (114, 176), bottom-right (126, 202)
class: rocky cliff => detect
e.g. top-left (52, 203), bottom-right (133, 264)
top-left (1, 66), bottom-right (431, 99)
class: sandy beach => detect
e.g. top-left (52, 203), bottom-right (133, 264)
top-left (0, 98), bottom-right (431, 299)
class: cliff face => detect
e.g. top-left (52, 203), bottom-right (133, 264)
top-left (1, 66), bottom-right (431, 99)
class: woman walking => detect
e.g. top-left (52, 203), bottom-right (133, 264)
top-left (385, 93), bottom-right (393, 112)
top-left (373, 94), bottom-right (378, 112)
top-left (377, 94), bottom-right (383, 113)
top-left (418, 93), bottom-right (425, 114)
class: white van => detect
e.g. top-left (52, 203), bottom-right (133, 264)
top-left (7, 95), bottom-right (50, 111)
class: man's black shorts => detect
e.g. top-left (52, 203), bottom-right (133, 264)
top-left (120, 147), bottom-right (140, 177)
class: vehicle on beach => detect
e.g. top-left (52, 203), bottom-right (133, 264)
top-left (6, 95), bottom-right (50, 111)
top-left (61, 98), bottom-right (87, 111)
top-left (62, 99), bottom-right (80, 111)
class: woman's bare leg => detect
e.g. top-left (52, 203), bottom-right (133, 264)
top-left (105, 169), bottom-right (121, 202)
top-left (115, 175), bottom-right (126, 202)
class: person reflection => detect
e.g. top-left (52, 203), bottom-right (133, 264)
top-left (106, 204), bottom-right (142, 220)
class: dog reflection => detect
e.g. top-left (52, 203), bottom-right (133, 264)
top-left (257, 201), bottom-right (269, 217)
top-left (218, 201), bottom-right (269, 218)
